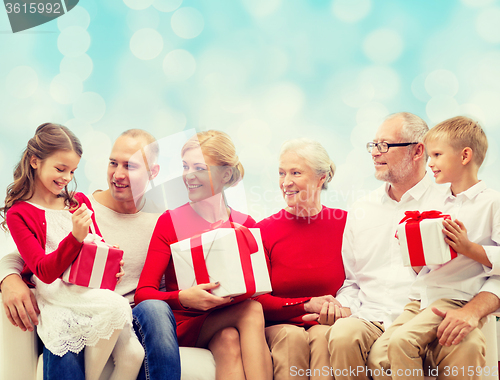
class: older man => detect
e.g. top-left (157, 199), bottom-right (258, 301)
top-left (323, 113), bottom-right (500, 380)
top-left (0, 129), bottom-right (181, 380)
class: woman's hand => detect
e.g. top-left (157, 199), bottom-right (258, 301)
top-left (302, 302), bottom-right (351, 325)
top-left (303, 295), bottom-right (340, 313)
top-left (178, 282), bottom-right (232, 311)
top-left (72, 204), bottom-right (92, 243)
top-left (116, 259), bottom-right (124, 285)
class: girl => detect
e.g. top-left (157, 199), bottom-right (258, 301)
top-left (135, 130), bottom-right (272, 380)
top-left (0, 123), bottom-right (144, 380)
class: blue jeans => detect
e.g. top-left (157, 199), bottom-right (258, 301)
top-left (43, 347), bottom-right (85, 380)
top-left (43, 300), bottom-right (181, 380)
top-left (133, 300), bottom-right (181, 380)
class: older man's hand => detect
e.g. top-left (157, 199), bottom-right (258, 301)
top-left (302, 302), bottom-right (351, 325)
top-left (432, 306), bottom-right (479, 346)
top-left (303, 295), bottom-right (339, 313)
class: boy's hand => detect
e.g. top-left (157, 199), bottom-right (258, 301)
top-left (442, 219), bottom-right (472, 255)
top-left (72, 205), bottom-right (92, 243)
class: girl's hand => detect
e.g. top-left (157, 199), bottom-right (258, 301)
top-left (72, 204), bottom-right (92, 243)
top-left (178, 282), bottom-right (232, 310)
top-left (116, 259), bottom-right (125, 285)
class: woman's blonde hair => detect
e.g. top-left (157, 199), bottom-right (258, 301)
top-left (280, 138), bottom-right (335, 190)
top-left (1, 123), bottom-right (82, 231)
top-left (182, 130), bottom-right (244, 187)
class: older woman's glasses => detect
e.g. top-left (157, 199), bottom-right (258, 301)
top-left (366, 142), bottom-right (418, 153)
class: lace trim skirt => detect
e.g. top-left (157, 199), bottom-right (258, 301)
top-left (34, 277), bottom-right (132, 357)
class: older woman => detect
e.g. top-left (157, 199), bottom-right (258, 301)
top-left (255, 138), bottom-right (348, 380)
top-left (135, 130), bottom-right (272, 380)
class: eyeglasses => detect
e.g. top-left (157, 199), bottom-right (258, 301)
top-left (366, 142), bottom-right (418, 153)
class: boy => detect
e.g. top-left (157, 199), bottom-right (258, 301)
top-left (378, 116), bottom-right (500, 380)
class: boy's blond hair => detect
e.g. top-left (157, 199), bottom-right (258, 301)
top-left (424, 116), bottom-right (488, 166)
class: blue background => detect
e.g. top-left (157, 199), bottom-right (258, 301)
top-left (1, 0), bottom-right (500, 238)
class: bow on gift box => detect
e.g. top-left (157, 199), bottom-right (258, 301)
top-left (398, 210), bottom-right (457, 266)
top-left (189, 222), bottom-right (259, 298)
top-left (399, 210), bottom-right (447, 223)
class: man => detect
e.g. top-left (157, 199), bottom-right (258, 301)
top-left (0, 129), bottom-right (181, 380)
top-left (322, 113), bottom-right (500, 380)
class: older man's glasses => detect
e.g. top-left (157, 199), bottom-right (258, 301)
top-left (366, 142), bottom-right (418, 153)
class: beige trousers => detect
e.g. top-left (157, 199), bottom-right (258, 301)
top-left (325, 317), bottom-right (385, 380)
top-left (368, 299), bottom-right (486, 380)
top-left (265, 324), bottom-right (332, 380)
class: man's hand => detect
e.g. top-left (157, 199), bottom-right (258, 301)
top-left (303, 295), bottom-right (340, 313)
top-left (116, 259), bottom-right (125, 285)
top-left (303, 302), bottom-right (351, 325)
top-left (178, 282), bottom-right (232, 311)
top-left (432, 306), bottom-right (479, 346)
top-left (1, 274), bottom-right (39, 332)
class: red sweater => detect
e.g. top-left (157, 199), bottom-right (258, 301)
top-left (135, 203), bottom-right (256, 347)
top-left (254, 206), bottom-right (347, 328)
top-left (5, 193), bottom-right (99, 285)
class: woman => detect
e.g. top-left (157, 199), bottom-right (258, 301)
top-left (255, 138), bottom-right (348, 380)
top-left (135, 130), bottom-right (272, 380)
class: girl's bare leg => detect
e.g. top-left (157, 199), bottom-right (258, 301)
top-left (208, 327), bottom-right (245, 380)
top-left (197, 300), bottom-right (272, 380)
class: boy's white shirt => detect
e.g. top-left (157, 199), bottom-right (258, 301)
top-left (408, 181), bottom-right (500, 308)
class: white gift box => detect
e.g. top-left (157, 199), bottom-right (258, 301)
top-left (171, 227), bottom-right (272, 298)
top-left (398, 212), bottom-right (457, 267)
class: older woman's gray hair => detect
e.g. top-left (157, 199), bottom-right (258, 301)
top-left (280, 138), bottom-right (335, 190)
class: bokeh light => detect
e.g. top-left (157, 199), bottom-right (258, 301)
top-left (162, 49), bottom-right (196, 81)
top-left (50, 73), bottom-right (83, 105)
top-left (241, 0), bottom-right (282, 18)
top-left (332, 0), bottom-right (372, 23)
top-left (57, 5), bottom-right (90, 31)
top-left (130, 28), bottom-right (164, 60)
top-left (58, 26), bottom-right (91, 57)
top-left (153, 0), bottom-right (183, 13)
top-left (60, 54), bottom-right (94, 81)
top-left (476, 7), bottom-right (500, 44)
top-left (171, 7), bottom-right (204, 39)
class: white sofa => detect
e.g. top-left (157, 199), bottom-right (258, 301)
top-left (1, 292), bottom-right (498, 380)
top-left (0, 293), bottom-right (216, 380)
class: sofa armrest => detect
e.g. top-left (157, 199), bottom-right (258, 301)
top-left (0, 292), bottom-right (39, 380)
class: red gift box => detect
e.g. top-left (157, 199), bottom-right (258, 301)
top-left (62, 234), bottom-right (123, 290)
top-left (397, 210), bottom-right (458, 266)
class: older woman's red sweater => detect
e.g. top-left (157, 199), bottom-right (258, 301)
top-left (254, 206), bottom-right (347, 328)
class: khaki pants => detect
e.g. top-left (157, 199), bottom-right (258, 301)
top-left (266, 324), bottom-right (332, 380)
top-left (368, 299), bottom-right (486, 380)
top-left (325, 317), bottom-right (385, 380)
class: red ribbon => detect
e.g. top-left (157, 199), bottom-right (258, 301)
top-left (399, 210), bottom-right (457, 266)
top-left (189, 222), bottom-right (258, 297)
